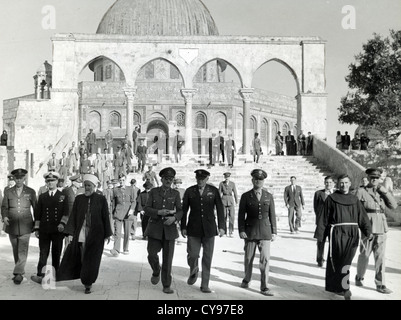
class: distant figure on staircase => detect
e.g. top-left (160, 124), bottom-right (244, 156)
top-left (342, 131), bottom-right (351, 152)
top-left (48, 153), bottom-right (58, 172)
top-left (173, 129), bottom-right (185, 163)
top-left (306, 132), bottom-right (313, 155)
top-left (351, 134), bottom-right (361, 150)
top-left (105, 130), bottom-right (113, 154)
top-left (252, 132), bottom-right (262, 163)
top-left (1, 130), bottom-right (8, 146)
top-left (360, 132), bottom-right (370, 150)
top-left (225, 133), bottom-right (236, 168)
top-left (285, 131), bottom-right (295, 156)
top-left (218, 131), bottom-right (225, 164)
top-left (85, 129), bottom-right (97, 155)
top-left (135, 138), bottom-right (147, 173)
top-left (275, 131), bottom-right (283, 156)
top-left (297, 131), bottom-right (306, 155)
top-left (335, 131), bottom-right (342, 150)
top-left (113, 145), bottom-right (126, 178)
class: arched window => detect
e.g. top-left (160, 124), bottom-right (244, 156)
top-left (170, 65), bottom-right (180, 80)
top-left (272, 121), bottom-right (279, 139)
top-left (282, 122), bottom-right (290, 137)
top-left (88, 111), bottom-right (101, 132)
top-left (134, 112), bottom-right (141, 126)
top-left (176, 112), bottom-right (185, 127)
top-left (215, 112), bottom-right (227, 130)
top-left (149, 112), bottom-right (166, 119)
top-left (261, 119), bottom-right (268, 143)
top-left (109, 111), bottom-right (121, 128)
top-left (195, 112), bottom-right (207, 129)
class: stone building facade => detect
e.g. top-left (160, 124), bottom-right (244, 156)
top-left (2, 0), bottom-right (327, 181)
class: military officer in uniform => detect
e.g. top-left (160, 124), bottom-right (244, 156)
top-left (238, 169), bottom-right (277, 296)
top-left (31, 172), bottom-right (69, 284)
top-left (144, 167), bottom-right (183, 294)
top-left (355, 168), bottom-right (398, 294)
top-left (1, 168), bottom-right (37, 284)
top-left (181, 169), bottom-right (225, 293)
top-left (110, 174), bottom-right (138, 256)
top-left (219, 172), bottom-right (238, 237)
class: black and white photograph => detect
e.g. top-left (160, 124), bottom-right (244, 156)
top-left (0, 0), bottom-right (400, 306)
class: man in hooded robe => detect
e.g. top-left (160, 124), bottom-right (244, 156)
top-left (56, 174), bottom-right (112, 294)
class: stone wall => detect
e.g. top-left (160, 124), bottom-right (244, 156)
top-left (0, 147), bottom-right (8, 190)
top-left (313, 136), bottom-right (366, 189)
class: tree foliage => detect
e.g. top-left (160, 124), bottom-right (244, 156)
top-left (339, 30), bottom-right (401, 138)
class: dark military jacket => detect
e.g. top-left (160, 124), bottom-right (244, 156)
top-left (34, 190), bottom-right (69, 233)
top-left (144, 187), bottom-right (183, 240)
top-left (1, 185), bottom-right (37, 236)
top-left (181, 184), bottom-right (225, 238)
top-left (238, 189), bottom-right (277, 240)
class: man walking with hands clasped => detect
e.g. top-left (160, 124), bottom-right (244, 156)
top-left (238, 169), bottom-right (277, 296)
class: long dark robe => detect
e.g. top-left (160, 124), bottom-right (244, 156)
top-left (56, 192), bottom-right (112, 286)
top-left (315, 191), bottom-right (371, 293)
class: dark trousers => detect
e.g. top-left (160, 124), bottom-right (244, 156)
top-left (243, 239), bottom-right (271, 290)
top-left (147, 236), bottom-right (175, 288)
top-left (356, 234), bottom-right (387, 286)
top-left (317, 240), bottom-right (325, 264)
top-left (9, 233), bottom-right (31, 275)
top-left (137, 157), bottom-right (146, 172)
top-left (288, 206), bottom-right (302, 232)
top-left (219, 148), bottom-right (225, 163)
top-left (37, 231), bottom-right (64, 276)
top-left (187, 236), bottom-right (215, 289)
top-left (141, 214), bottom-right (150, 236)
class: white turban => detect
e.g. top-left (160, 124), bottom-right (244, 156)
top-left (83, 174), bottom-right (99, 187)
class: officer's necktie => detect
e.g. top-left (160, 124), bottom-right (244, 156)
top-left (256, 191), bottom-right (261, 201)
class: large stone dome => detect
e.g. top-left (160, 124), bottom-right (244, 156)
top-left (97, 0), bottom-right (219, 36)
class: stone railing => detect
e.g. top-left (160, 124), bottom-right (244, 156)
top-left (312, 136), bottom-right (366, 188)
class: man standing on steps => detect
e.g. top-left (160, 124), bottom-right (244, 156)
top-left (355, 168), bottom-right (398, 294)
top-left (284, 176), bottom-right (305, 234)
top-left (144, 167), bottom-right (183, 294)
top-left (238, 169), bottom-right (277, 296)
top-left (219, 172), bottom-right (238, 237)
top-left (252, 132), bottom-right (262, 163)
top-left (181, 169), bottom-right (225, 294)
top-left (313, 176), bottom-right (335, 267)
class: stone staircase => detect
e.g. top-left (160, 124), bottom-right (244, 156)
top-left (132, 153), bottom-right (335, 228)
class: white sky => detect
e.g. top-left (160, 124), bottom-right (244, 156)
top-left (0, 0), bottom-right (400, 145)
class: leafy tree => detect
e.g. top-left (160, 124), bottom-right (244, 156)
top-left (339, 30), bottom-right (401, 139)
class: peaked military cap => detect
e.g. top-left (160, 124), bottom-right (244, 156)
top-left (223, 172), bottom-right (231, 178)
top-left (43, 171), bottom-right (60, 181)
top-left (130, 178), bottom-right (136, 184)
top-left (174, 178), bottom-right (182, 184)
top-left (251, 169), bottom-right (267, 180)
top-left (195, 169), bottom-right (210, 179)
top-left (7, 174), bottom-right (15, 180)
top-left (159, 167), bottom-right (176, 178)
top-left (69, 174), bottom-right (81, 182)
top-left (365, 168), bottom-right (383, 178)
top-left (11, 168), bottom-right (28, 178)
top-left (111, 178), bottom-right (119, 184)
top-left (143, 181), bottom-right (154, 189)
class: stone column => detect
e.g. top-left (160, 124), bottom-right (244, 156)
top-left (239, 88), bottom-right (254, 154)
top-left (123, 87), bottom-right (137, 143)
top-left (181, 88), bottom-right (197, 155)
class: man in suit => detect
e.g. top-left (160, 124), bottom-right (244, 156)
top-left (110, 173), bottom-right (138, 256)
top-left (225, 133), bottom-right (236, 168)
top-left (1, 168), bottom-right (37, 284)
top-left (181, 169), bottom-right (225, 293)
top-left (252, 132), bottom-right (262, 163)
top-left (219, 172), bottom-right (238, 237)
top-left (173, 129), bottom-right (185, 163)
top-left (85, 128), bottom-right (97, 155)
top-left (127, 179), bottom-right (141, 240)
top-left (48, 153), bottom-right (58, 172)
top-left (285, 131), bottom-right (295, 155)
top-left (355, 168), bottom-right (398, 294)
top-left (135, 138), bottom-right (147, 173)
top-left (137, 180), bottom-right (153, 240)
top-left (313, 176), bottom-right (335, 267)
top-left (144, 167), bottom-right (183, 294)
top-left (342, 131), bottom-right (351, 152)
top-left (284, 176), bottom-right (305, 233)
top-left (238, 169), bottom-right (277, 296)
top-left (31, 172), bottom-right (69, 284)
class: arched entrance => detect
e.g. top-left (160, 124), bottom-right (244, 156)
top-left (146, 119), bottom-right (169, 155)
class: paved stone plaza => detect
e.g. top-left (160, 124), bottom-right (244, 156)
top-left (0, 221), bottom-right (399, 301)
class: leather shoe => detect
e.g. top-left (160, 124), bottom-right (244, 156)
top-left (355, 276), bottom-right (363, 287)
top-left (162, 287), bottom-right (174, 294)
top-left (151, 273), bottom-right (160, 285)
top-left (30, 275), bottom-right (43, 284)
top-left (85, 286), bottom-right (92, 294)
top-left (110, 249), bottom-right (119, 257)
top-left (200, 287), bottom-right (213, 293)
top-left (344, 290), bottom-right (352, 300)
top-left (376, 285), bottom-right (392, 294)
top-left (240, 281), bottom-right (249, 288)
top-left (187, 271), bottom-right (198, 285)
top-left (260, 288), bottom-right (274, 296)
top-left (13, 274), bottom-right (23, 285)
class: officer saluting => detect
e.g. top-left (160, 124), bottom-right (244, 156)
top-left (238, 169), bottom-right (277, 296)
top-left (355, 168), bottom-right (398, 294)
top-left (31, 172), bottom-right (69, 284)
top-left (144, 167), bottom-right (183, 294)
top-left (1, 168), bottom-right (37, 284)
